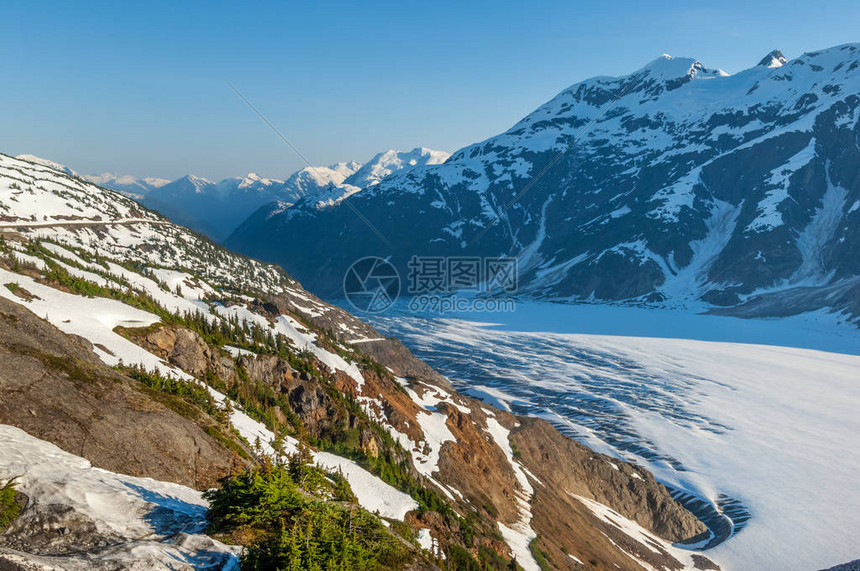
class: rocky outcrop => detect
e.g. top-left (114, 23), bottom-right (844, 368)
top-left (510, 417), bottom-right (716, 570)
top-left (512, 418), bottom-right (706, 540)
top-left (127, 322), bottom-right (413, 466)
top-left (0, 298), bottom-right (247, 489)
top-left (128, 324), bottom-right (235, 382)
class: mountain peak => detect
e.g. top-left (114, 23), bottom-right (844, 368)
top-left (185, 174), bottom-right (215, 185)
top-left (327, 161), bottom-right (363, 178)
top-left (757, 49), bottom-right (787, 68)
top-left (235, 172), bottom-right (283, 190)
top-left (639, 54), bottom-right (701, 75)
top-left (632, 54), bottom-right (729, 84)
top-left (342, 147), bottom-right (451, 189)
top-left (167, 174), bottom-right (216, 194)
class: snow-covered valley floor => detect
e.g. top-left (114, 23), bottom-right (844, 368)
top-left (365, 301), bottom-right (860, 571)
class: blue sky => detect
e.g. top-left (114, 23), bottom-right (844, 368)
top-left (1, 1), bottom-right (858, 180)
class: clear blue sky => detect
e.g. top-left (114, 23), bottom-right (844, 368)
top-left (1, 1), bottom-right (858, 181)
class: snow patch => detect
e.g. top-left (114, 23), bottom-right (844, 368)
top-left (746, 137), bottom-right (817, 233)
top-left (0, 424), bottom-right (241, 569)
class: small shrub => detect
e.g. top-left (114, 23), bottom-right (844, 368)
top-left (0, 478), bottom-right (21, 531)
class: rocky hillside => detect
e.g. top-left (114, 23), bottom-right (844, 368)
top-left (0, 296), bottom-right (249, 489)
top-left (0, 152), bottom-right (715, 570)
top-left (226, 44), bottom-right (860, 325)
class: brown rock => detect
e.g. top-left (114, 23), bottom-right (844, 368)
top-left (0, 298), bottom-right (250, 490)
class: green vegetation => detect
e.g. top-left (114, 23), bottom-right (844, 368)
top-left (0, 249), bottom-right (40, 274)
top-left (510, 441), bottom-right (522, 460)
top-left (122, 364), bottom-right (228, 424)
top-left (0, 478), bottom-right (21, 532)
top-left (204, 457), bottom-right (410, 571)
top-left (529, 538), bottom-right (553, 571)
top-left (447, 545), bottom-right (481, 571)
top-left (477, 545), bottom-right (513, 570)
top-left (40, 255), bottom-right (169, 316)
top-left (217, 357), bottom-right (461, 526)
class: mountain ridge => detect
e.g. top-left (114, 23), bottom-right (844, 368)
top-left (17, 147), bottom-right (450, 243)
top-left (225, 43), bottom-right (860, 325)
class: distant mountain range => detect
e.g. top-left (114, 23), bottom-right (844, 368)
top-left (224, 44), bottom-right (860, 324)
top-left (18, 147), bottom-right (449, 242)
top-left (84, 172), bottom-right (172, 197)
top-left (140, 172), bottom-right (285, 241)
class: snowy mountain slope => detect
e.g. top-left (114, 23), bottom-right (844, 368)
top-left (0, 153), bottom-right (418, 515)
top-left (230, 147), bottom-right (452, 238)
top-left (343, 147), bottom-right (450, 189)
top-left (9, 154), bottom-right (293, 241)
top-left (226, 44), bottom-right (860, 324)
top-left (0, 151), bottom-right (715, 570)
top-left (0, 270), bottom-right (417, 522)
top-left (14, 154), bottom-right (79, 177)
top-left (14, 154), bottom-right (170, 199)
top-left (280, 160), bottom-right (363, 201)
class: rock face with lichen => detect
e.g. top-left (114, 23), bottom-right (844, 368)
top-left (0, 297), bottom-right (248, 490)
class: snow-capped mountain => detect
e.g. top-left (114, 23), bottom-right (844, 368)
top-left (272, 149), bottom-right (450, 210)
top-left (280, 160), bottom-right (363, 201)
top-left (84, 172), bottom-right (170, 197)
top-left (758, 48), bottom-right (789, 68)
top-left (284, 148), bottom-right (451, 210)
top-left (231, 147), bottom-right (451, 240)
top-left (101, 167), bottom-right (310, 241)
top-left (0, 151), bottom-right (714, 570)
top-left (343, 147), bottom-right (450, 189)
top-left (226, 44), bottom-right (860, 324)
top-left (140, 149), bottom-right (447, 241)
top-left (140, 173), bottom-right (286, 241)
